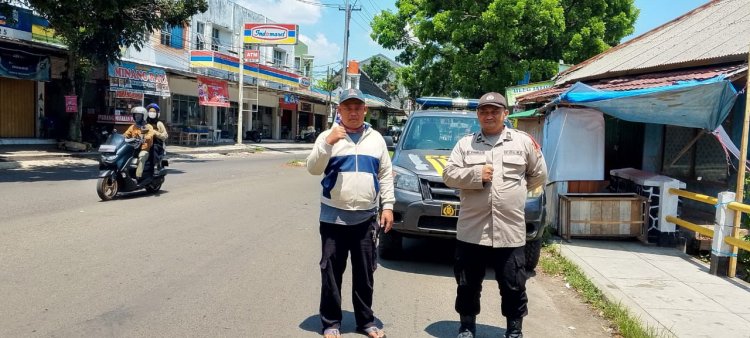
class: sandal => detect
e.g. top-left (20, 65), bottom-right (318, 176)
top-left (323, 327), bottom-right (341, 338)
top-left (358, 326), bottom-right (387, 338)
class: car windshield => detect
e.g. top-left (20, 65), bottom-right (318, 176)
top-left (401, 115), bottom-right (480, 150)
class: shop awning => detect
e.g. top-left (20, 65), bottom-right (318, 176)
top-left (553, 76), bottom-right (738, 130)
top-left (508, 109), bottom-right (537, 119)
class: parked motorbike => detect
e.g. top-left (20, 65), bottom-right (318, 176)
top-left (96, 132), bottom-right (168, 201)
top-left (245, 129), bottom-right (262, 143)
top-left (296, 128), bottom-right (318, 143)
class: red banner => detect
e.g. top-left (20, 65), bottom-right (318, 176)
top-left (197, 76), bottom-right (230, 107)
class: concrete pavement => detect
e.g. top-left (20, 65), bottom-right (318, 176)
top-left (0, 140), bottom-right (315, 169)
top-left (561, 240), bottom-right (750, 338)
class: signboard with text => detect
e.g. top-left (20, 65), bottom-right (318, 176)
top-left (65, 96), bottom-right (78, 113)
top-left (0, 45), bottom-right (50, 81)
top-left (197, 76), bottom-right (230, 107)
top-left (243, 23), bottom-right (298, 45)
top-left (244, 49), bottom-right (260, 63)
top-left (108, 61), bottom-right (170, 97)
top-left (505, 80), bottom-right (554, 107)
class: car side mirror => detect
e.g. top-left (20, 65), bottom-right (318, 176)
top-left (383, 135), bottom-right (396, 152)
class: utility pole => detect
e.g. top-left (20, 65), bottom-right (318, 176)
top-left (339, 0), bottom-right (361, 89)
top-left (237, 45), bottom-right (245, 145)
top-left (327, 65), bottom-right (333, 127)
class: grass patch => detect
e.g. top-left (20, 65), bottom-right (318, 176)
top-left (540, 244), bottom-right (664, 338)
top-left (286, 159), bottom-right (306, 167)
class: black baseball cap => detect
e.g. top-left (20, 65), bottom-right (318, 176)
top-left (338, 88), bottom-right (366, 104)
top-left (477, 92), bottom-right (507, 109)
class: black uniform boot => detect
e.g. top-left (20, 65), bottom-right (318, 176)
top-left (505, 318), bottom-right (523, 338)
top-left (457, 315), bottom-right (476, 338)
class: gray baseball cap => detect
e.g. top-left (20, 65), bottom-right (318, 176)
top-left (477, 92), bottom-right (508, 109)
top-left (338, 88), bottom-right (366, 104)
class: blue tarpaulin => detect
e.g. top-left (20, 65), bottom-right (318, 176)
top-left (553, 77), bottom-right (738, 130)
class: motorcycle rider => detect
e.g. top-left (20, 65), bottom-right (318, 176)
top-left (123, 106), bottom-right (154, 179)
top-left (145, 103), bottom-right (168, 169)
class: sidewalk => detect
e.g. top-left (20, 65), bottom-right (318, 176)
top-left (560, 240), bottom-right (750, 337)
top-left (0, 140), bottom-right (314, 169)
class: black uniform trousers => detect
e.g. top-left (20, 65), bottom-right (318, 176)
top-left (454, 240), bottom-right (528, 319)
top-left (319, 218), bottom-right (378, 331)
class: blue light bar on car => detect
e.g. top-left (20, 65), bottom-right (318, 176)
top-left (416, 97), bottom-right (479, 110)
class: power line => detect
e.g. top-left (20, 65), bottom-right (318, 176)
top-left (293, 0), bottom-right (340, 8)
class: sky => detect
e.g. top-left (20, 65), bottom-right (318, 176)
top-left (238, 0), bottom-right (712, 79)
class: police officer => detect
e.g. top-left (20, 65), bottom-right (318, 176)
top-left (443, 92), bottom-right (547, 338)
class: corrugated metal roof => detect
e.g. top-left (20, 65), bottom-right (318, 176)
top-left (519, 63), bottom-right (747, 104)
top-left (556, 0), bottom-right (750, 84)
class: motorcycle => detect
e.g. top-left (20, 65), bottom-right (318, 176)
top-left (96, 132), bottom-right (168, 201)
top-left (245, 129), bottom-right (262, 143)
top-left (296, 128), bottom-right (318, 143)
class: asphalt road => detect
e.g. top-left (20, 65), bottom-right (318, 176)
top-left (1, 152), bottom-right (612, 337)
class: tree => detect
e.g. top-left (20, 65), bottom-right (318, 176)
top-left (371, 0), bottom-right (638, 99)
top-left (315, 72), bottom-right (337, 93)
top-left (362, 56), bottom-right (393, 84)
top-left (2, 0), bottom-right (208, 141)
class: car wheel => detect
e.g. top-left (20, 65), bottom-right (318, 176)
top-left (378, 230), bottom-right (403, 260)
top-left (524, 239), bottom-right (542, 273)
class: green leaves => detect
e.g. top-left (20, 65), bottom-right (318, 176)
top-left (371, 0), bottom-right (638, 99)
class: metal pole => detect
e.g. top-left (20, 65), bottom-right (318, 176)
top-left (729, 46), bottom-right (750, 277)
top-left (327, 66), bottom-right (333, 127)
top-left (340, 0), bottom-right (351, 89)
top-left (237, 44), bottom-right (244, 145)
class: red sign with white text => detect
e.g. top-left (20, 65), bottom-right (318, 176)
top-left (244, 49), bottom-right (260, 63)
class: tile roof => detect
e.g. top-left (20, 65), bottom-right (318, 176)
top-left (518, 63), bottom-right (747, 104)
top-left (556, 0), bottom-right (750, 85)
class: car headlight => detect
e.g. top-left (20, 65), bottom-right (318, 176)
top-left (393, 166), bottom-right (420, 193)
top-left (527, 185), bottom-right (544, 198)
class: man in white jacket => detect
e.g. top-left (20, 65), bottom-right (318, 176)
top-left (307, 88), bottom-right (394, 338)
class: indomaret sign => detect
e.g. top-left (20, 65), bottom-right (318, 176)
top-left (243, 23), bottom-right (298, 45)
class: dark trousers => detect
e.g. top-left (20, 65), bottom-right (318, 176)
top-left (319, 218), bottom-right (378, 330)
top-left (454, 240), bottom-right (528, 319)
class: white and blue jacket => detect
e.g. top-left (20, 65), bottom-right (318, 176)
top-left (307, 124), bottom-right (395, 211)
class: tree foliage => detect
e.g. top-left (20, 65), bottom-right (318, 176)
top-left (362, 56), bottom-right (393, 84)
top-left (371, 0), bottom-right (638, 98)
top-left (315, 72), bottom-right (337, 93)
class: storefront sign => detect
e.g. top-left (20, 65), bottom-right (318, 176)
top-left (244, 49), bottom-right (260, 63)
top-left (243, 23), bottom-right (298, 45)
top-left (65, 95), bottom-right (77, 113)
top-left (505, 80), bottom-right (554, 107)
top-left (115, 90), bottom-right (145, 101)
top-left (299, 77), bottom-right (311, 88)
top-left (108, 61), bottom-right (170, 97)
top-left (0, 7), bottom-right (32, 40)
top-left (0, 46), bottom-right (50, 81)
top-left (284, 94), bottom-right (299, 104)
top-left (197, 76), bottom-right (230, 107)
top-left (97, 114), bottom-right (134, 124)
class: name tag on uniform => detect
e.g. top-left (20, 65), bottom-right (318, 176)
top-left (467, 150), bottom-right (484, 155)
top-left (504, 150), bottom-right (523, 156)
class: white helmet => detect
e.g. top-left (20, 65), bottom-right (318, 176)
top-left (131, 106), bottom-right (147, 125)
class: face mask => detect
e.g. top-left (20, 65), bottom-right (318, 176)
top-left (148, 112), bottom-right (157, 119)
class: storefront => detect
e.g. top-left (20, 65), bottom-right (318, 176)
top-left (0, 43), bottom-right (51, 138)
top-left (103, 61), bottom-right (171, 131)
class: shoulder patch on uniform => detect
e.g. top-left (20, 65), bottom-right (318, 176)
top-left (515, 130), bottom-right (541, 150)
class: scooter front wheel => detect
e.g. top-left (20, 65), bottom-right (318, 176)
top-left (97, 176), bottom-right (119, 201)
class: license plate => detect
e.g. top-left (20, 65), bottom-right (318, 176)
top-left (98, 145), bottom-right (116, 153)
top-left (441, 203), bottom-right (460, 217)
